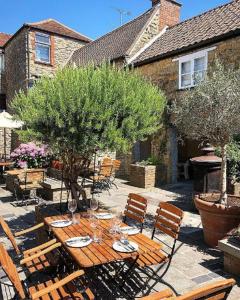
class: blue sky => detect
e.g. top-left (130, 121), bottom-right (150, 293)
top-left (0, 0), bottom-right (231, 40)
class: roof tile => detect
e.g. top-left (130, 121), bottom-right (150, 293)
top-left (0, 33), bottom-right (12, 47)
top-left (27, 19), bottom-right (92, 43)
top-left (69, 7), bottom-right (156, 66)
top-left (134, 0), bottom-right (240, 64)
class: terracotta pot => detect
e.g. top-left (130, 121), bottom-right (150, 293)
top-left (194, 194), bottom-right (240, 247)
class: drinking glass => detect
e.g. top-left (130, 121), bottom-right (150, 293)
top-left (90, 197), bottom-right (99, 212)
top-left (93, 228), bottom-right (102, 243)
top-left (68, 199), bottom-right (77, 224)
top-left (120, 231), bottom-right (128, 244)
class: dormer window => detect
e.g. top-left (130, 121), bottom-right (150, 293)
top-left (35, 32), bottom-right (51, 64)
top-left (174, 47), bottom-right (216, 89)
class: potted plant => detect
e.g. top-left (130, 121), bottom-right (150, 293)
top-left (10, 142), bottom-right (50, 169)
top-left (130, 156), bottom-right (161, 188)
top-left (172, 61), bottom-right (240, 247)
top-left (11, 64), bottom-right (166, 207)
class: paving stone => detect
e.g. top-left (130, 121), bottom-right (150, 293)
top-left (192, 274), bottom-right (212, 284)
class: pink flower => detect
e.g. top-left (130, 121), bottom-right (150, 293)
top-left (18, 160), bottom-right (28, 169)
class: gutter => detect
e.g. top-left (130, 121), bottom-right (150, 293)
top-left (133, 29), bottom-right (240, 67)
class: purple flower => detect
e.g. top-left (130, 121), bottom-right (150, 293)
top-left (18, 160), bottom-right (28, 169)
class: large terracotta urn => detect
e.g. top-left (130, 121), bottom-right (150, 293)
top-left (195, 194), bottom-right (240, 247)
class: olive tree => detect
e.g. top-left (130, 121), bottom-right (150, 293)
top-left (11, 64), bottom-right (166, 202)
top-left (171, 61), bottom-right (240, 204)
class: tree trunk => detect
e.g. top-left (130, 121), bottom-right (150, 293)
top-left (220, 144), bottom-right (227, 205)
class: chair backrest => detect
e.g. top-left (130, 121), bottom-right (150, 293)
top-left (99, 164), bottom-right (112, 177)
top-left (0, 217), bottom-right (20, 255)
top-left (153, 202), bottom-right (183, 241)
top-left (176, 278), bottom-right (235, 300)
top-left (102, 157), bottom-right (112, 165)
top-left (113, 160), bottom-right (121, 171)
top-left (0, 243), bottom-right (25, 299)
top-left (124, 193), bottom-right (148, 231)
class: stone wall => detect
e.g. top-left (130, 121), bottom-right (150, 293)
top-left (129, 10), bottom-right (160, 57)
top-left (4, 28), bottom-right (27, 105)
top-left (0, 128), bottom-right (11, 159)
top-left (28, 30), bottom-right (86, 78)
top-left (136, 36), bottom-right (240, 183)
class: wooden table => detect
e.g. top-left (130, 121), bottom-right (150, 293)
top-left (44, 214), bottom-right (162, 269)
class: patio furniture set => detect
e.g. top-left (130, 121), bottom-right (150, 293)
top-left (0, 191), bottom-right (237, 299)
top-left (3, 157), bottom-right (121, 207)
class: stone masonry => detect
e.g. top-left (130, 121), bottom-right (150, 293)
top-left (136, 36), bottom-right (240, 184)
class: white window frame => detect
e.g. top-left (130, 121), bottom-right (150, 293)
top-left (173, 47), bottom-right (216, 90)
top-left (35, 32), bottom-right (51, 64)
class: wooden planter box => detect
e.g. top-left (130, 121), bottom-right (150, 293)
top-left (129, 164), bottom-right (159, 188)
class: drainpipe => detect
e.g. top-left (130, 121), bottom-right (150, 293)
top-left (26, 27), bottom-right (31, 90)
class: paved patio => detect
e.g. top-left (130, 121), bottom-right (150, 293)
top-left (0, 179), bottom-right (239, 299)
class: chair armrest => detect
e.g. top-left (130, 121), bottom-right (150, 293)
top-left (31, 269), bottom-right (84, 299)
top-left (137, 289), bottom-right (174, 300)
top-left (23, 239), bottom-right (57, 255)
top-left (20, 242), bottom-right (61, 265)
top-left (14, 223), bottom-right (45, 237)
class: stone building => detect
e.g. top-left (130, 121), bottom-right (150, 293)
top-left (70, 0), bottom-right (240, 184)
top-left (0, 19), bottom-right (91, 158)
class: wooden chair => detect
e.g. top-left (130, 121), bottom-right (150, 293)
top-left (110, 159), bottom-right (121, 189)
top-left (0, 217), bottom-right (59, 273)
top-left (133, 202), bottom-right (183, 293)
top-left (123, 193), bottom-right (148, 233)
top-left (0, 243), bottom-right (95, 300)
top-left (137, 278), bottom-right (236, 300)
top-left (90, 164), bottom-right (113, 194)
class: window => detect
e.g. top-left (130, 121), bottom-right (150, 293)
top-left (35, 33), bottom-right (51, 63)
top-left (0, 53), bottom-right (4, 73)
top-left (174, 47), bottom-right (216, 89)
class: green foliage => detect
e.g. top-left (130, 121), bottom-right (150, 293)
top-left (216, 139), bottom-right (240, 182)
top-left (137, 156), bottom-right (161, 166)
top-left (11, 64), bottom-right (166, 160)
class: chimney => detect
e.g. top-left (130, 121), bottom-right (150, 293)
top-left (152, 0), bottom-right (181, 31)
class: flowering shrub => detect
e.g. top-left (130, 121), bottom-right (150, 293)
top-left (11, 142), bottom-right (50, 169)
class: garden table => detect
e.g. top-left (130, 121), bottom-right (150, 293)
top-left (44, 213), bottom-right (162, 270)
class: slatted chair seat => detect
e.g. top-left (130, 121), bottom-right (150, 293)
top-left (0, 217), bottom-right (59, 273)
top-left (28, 277), bottom-right (94, 300)
top-left (19, 183), bottom-right (42, 190)
top-left (0, 243), bottom-right (95, 300)
top-left (135, 249), bottom-right (168, 268)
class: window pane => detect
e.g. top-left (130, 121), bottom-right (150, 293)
top-left (194, 71), bottom-right (205, 85)
top-left (194, 57), bottom-right (205, 72)
top-left (36, 44), bottom-right (50, 63)
top-left (181, 61), bottom-right (191, 74)
top-left (181, 74), bottom-right (191, 87)
top-left (36, 34), bottom-right (50, 44)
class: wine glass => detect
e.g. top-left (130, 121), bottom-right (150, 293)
top-left (68, 199), bottom-right (77, 224)
top-left (90, 197), bottom-right (99, 212)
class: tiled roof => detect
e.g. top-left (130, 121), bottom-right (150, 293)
top-left (134, 0), bottom-right (240, 65)
top-left (0, 33), bottom-right (12, 47)
top-left (69, 7), bottom-right (157, 66)
top-left (27, 19), bottom-right (92, 43)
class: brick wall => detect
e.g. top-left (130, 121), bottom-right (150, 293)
top-left (136, 36), bottom-right (240, 183)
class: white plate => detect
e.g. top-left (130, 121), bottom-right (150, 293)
top-left (119, 226), bottom-right (140, 235)
top-left (50, 220), bottom-right (72, 228)
top-left (95, 213), bottom-right (113, 220)
top-left (113, 241), bottom-right (139, 253)
top-left (65, 236), bottom-right (92, 248)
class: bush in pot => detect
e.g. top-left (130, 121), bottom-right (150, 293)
top-left (171, 61), bottom-right (240, 246)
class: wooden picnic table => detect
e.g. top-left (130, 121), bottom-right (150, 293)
top-left (44, 214), bottom-right (162, 269)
